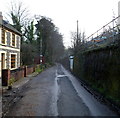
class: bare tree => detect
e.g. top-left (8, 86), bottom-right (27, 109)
top-left (71, 31), bottom-right (86, 54)
top-left (6, 0), bottom-right (29, 32)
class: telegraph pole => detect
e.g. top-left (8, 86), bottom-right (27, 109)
top-left (76, 20), bottom-right (79, 46)
top-left (77, 20), bottom-right (79, 40)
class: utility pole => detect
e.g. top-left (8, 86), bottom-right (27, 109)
top-left (77, 20), bottom-right (79, 40)
top-left (76, 20), bottom-right (79, 45)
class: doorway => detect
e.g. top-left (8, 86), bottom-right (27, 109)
top-left (1, 53), bottom-right (5, 69)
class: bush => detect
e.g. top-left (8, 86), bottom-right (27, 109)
top-left (8, 77), bottom-right (15, 86)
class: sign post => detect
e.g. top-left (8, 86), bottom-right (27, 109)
top-left (69, 56), bottom-right (74, 70)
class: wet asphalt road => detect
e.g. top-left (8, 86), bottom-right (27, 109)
top-left (7, 64), bottom-right (117, 116)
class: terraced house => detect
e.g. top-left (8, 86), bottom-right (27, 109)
top-left (0, 12), bottom-right (22, 78)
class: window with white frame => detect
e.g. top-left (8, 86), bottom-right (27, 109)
top-left (11, 54), bottom-right (16, 68)
top-left (1, 28), bottom-right (5, 44)
top-left (12, 33), bottom-right (15, 47)
top-left (6, 31), bottom-right (11, 46)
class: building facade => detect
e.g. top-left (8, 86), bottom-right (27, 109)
top-left (0, 12), bottom-right (21, 78)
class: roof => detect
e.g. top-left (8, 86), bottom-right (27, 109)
top-left (2, 20), bottom-right (22, 36)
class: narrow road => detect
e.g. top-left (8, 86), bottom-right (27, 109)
top-left (6, 64), bottom-right (117, 116)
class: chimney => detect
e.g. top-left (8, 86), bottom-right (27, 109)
top-left (0, 12), bottom-right (3, 25)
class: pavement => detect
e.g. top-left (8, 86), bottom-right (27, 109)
top-left (2, 71), bottom-right (39, 117)
top-left (2, 71), bottom-right (38, 91)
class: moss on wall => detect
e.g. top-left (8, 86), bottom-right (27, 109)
top-left (73, 44), bottom-right (120, 106)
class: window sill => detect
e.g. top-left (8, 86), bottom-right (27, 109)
top-left (10, 67), bottom-right (18, 70)
top-left (1, 44), bottom-right (7, 46)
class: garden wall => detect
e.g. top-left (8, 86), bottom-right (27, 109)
top-left (11, 67), bottom-right (25, 81)
top-left (2, 65), bottom-right (37, 86)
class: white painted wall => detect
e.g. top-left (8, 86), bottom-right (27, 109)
top-left (0, 50), bottom-right (7, 78)
top-left (0, 28), bottom-right (21, 77)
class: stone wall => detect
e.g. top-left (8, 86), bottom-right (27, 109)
top-left (73, 44), bottom-right (120, 105)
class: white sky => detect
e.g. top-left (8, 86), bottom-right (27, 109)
top-left (0, 0), bottom-right (120, 47)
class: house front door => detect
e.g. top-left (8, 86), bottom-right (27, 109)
top-left (1, 53), bottom-right (5, 70)
top-left (0, 52), bottom-right (5, 80)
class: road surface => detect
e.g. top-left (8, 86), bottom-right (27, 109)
top-left (6, 64), bottom-right (117, 116)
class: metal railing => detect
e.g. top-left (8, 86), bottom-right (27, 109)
top-left (86, 15), bottom-right (120, 42)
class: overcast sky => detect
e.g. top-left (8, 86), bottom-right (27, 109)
top-left (0, 0), bottom-right (120, 47)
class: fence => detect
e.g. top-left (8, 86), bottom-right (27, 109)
top-left (86, 15), bottom-right (120, 44)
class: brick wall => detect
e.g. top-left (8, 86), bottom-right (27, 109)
top-left (11, 67), bottom-right (25, 81)
top-left (26, 65), bottom-right (35, 75)
top-left (2, 65), bottom-right (38, 86)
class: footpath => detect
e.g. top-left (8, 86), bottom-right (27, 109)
top-left (1, 71), bottom-right (39, 117)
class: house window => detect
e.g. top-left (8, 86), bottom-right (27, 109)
top-left (1, 29), bottom-right (5, 44)
top-left (12, 33), bottom-right (15, 46)
top-left (6, 32), bottom-right (11, 46)
top-left (11, 54), bottom-right (16, 68)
